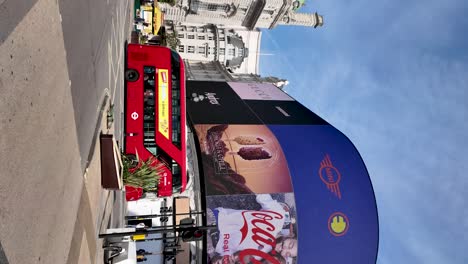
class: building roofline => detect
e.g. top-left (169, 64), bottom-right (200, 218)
top-left (269, 0), bottom-right (290, 29)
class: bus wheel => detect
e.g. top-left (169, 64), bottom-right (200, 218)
top-left (125, 69), bottom-right (139, 82)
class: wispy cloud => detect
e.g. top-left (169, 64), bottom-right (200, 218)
top-left (259, 30), bottom-right (307, 88)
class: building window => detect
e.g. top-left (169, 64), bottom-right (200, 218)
top-left (188, 46), bottom-right (195, 53)
top-left (190, 0), bottom-right (230, 14)
top-left (188, 34), bottom-right (195, 39)
top-left (238, 48), bottom-right (244, 56)
top-left (178, 46), bottom-right (185, 53)
top-left (228, 48), bottom-right (235, 56)
top-left (198, 35), bottom-right (205, 40)
top-left (208, 35), bottom-right (214, 41)
top-left (219, 37), bottom-right (225, 42)
top-left (219, 48), bottom-right (225, 55)
top-left (192, 1), bottom-right (230, 12)
top-left (198, 46), bottom-right (206, 54)
top-left (178, 33), bottom-right (184, 38)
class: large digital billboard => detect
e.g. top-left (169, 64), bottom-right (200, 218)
top-left (187, 81), bottom-right (379, 264)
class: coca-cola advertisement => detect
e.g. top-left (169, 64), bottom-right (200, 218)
top-left (206, 193), bottom-right (298, 264)
top-left (194, 124), bottom-right (293, 195)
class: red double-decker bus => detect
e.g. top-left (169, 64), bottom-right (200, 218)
top-left (124, 44), bottom-right (186, 197)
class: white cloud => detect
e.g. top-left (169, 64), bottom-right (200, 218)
top-left (308, 46), bottom-right (468, 264)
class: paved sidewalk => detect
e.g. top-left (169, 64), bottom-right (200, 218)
top-left (66, 96), bottom-right (127, 264)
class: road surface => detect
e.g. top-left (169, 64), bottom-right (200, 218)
top-left (0, 0), bottom-right (132, 263)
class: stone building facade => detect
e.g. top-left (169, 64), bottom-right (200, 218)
top-left (159, 0), bottom-right (323, 87)
top-left (160, 0), bottom-right (323, 30)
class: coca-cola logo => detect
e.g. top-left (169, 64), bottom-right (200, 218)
top-left (237, 210), bottom-right (284, 264)
top-left (239, 249), bottom-right (280, 264)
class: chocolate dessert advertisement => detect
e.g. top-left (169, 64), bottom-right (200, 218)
top-left (205, 193), bottom-right (298, 264)
top-left (194, 124), bottom-right (293, 195)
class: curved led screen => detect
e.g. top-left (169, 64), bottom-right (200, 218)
top-left (187, 81), bottom-right (379, 264)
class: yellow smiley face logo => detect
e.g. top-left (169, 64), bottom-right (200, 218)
top-left (328, 212), bottom-right (349, 236)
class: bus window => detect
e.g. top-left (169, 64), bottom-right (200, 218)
top-left (172, 162), bottom-right (181, 192)
top-left (171, 51), bottom-right (182, 150)
top-left (143, 66), bottom-right (157, 156)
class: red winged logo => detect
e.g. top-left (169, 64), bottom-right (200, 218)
top-left (319, 154), bottom-right (342, 199)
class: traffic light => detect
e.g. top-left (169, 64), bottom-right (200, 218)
top-left (180, 227), bottom-right (204, 242)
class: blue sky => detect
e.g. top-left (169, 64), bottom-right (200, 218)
top-left (260, 0), bottom-right (468, 263)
